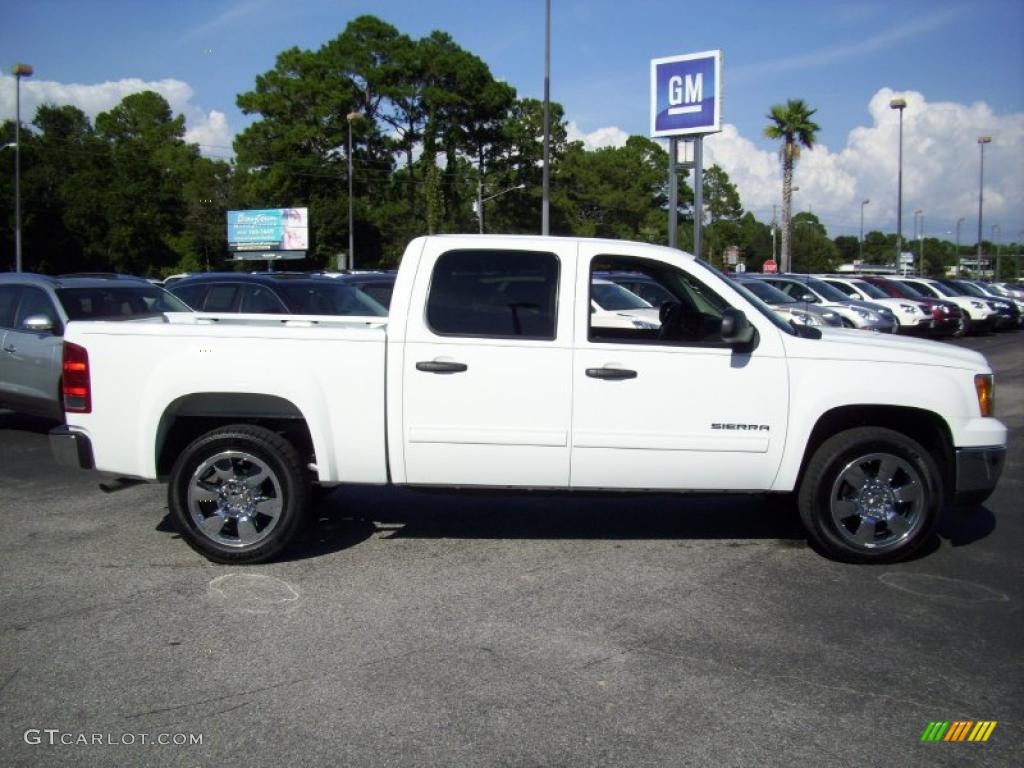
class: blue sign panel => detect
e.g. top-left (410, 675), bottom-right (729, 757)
top-left (227, 208), bottom-right (308, 252)
top-left (650, 50), bottom-right (721, 138)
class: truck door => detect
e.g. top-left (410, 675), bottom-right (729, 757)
top-left (400, 240), bottom-right (575, 487)
top-left (570, 244), bottom-right (789, 490)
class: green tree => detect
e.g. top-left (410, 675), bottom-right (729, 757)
top-left (791, 211), bottom-right (838, 272)
top-left (833, 235), bottom-right (859, 264)
top-left (552, 137), bottom-right (667, 240)
top-left (763, 99), bottom-right (819, 273)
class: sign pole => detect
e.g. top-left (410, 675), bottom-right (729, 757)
top-left (693, 136), bottom-right (704, 260)
top-left (667, 137), bottom-right (678, 248)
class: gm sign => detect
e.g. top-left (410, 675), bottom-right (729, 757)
top-left (650, 50), bottom-right (721, 137)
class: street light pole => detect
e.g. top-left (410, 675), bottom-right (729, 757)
top-left (977, 136), bottom-right (991, 273)
top-left (859, 199), bottom-right (870, 262)
top-left (13, 63), bottom-right (33, 273)
top-left (346, 111), bottom-right (361, 271)
top-left (992, 224), bottom-right (1001, 280)
top-left (955, 217), bottom-right (965, 276)
top-left (890, 98), bottom-right (906, 269)
top-left (541, 0), bottom-right (551, 236)
top-left (915, 209), bottom-right (924, 274)
top-left (475, 184), bottom-right (526, 233)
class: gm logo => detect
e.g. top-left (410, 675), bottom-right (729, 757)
top-left (650, 50), bottom-right (722, 138)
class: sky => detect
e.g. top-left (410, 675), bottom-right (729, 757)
top-left (2, 0), bottom-right (1022, 244)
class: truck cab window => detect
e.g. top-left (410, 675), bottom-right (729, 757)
top-left (426, 249), bottom-right (559, 339)
top-left (590, 257), bottom-right (729, 345)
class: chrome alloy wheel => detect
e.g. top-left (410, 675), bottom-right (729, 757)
top-left (187, 451), bottom-right (283, 548)
top-left (829, 452), bottom-right (925, 551)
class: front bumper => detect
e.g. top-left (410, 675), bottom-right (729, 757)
top-left (953, 445), bottom-right (1006, 506)
top-left (50, 426), bottom-right (94, 470)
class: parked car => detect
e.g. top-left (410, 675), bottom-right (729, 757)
top-left (856, 276), bottom-right (965, 337)
top-left (0, 273), bottom-right (191, 419)
top-left (731, 275), bottom-right (840, 327)
top-left (329, 271), bottom-right (398, 309)
top-left (816, 275), bottom-right (932, 334)
top-left (590, 278), bottom-right (662, 329)
top-left (167, 272), bottom-right (388, 317)
top-left (596, 270), bottom-right (677, 309)
top-left (751, 274), bottom-right (898, 332)
top-left (890, 277), bottom-right (996, 334)
top-left (935, 279), bottom-right (1020, 330)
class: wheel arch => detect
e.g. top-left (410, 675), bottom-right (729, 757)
top-left (156, 393), bottom-right (315, 481)
top-left (796, 405), bottom-right (954, 498)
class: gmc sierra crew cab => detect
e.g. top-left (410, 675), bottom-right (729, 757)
top-left (50, 235), bottom-right (1007, 564)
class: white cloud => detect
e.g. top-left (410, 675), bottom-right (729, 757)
top-left (704, 88), bottom-right (1024, 239)
top-left (566, 120), bottom-right (629, 150)
top-left (0, 75), bottom-right (234, 159)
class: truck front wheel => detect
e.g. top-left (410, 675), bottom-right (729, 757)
top-left (798, 427), bottom-right (942, 563)
top-left (168, 424), bottom-right (309, 564)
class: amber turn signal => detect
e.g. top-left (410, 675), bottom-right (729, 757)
top-left (974, 374), bottom-right (994, 417)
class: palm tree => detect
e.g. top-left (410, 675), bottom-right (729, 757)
top-left (764, 99), bottom-right (820, 272)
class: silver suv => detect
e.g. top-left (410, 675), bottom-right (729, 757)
top-left (0, 273), bottom-right (190, 419)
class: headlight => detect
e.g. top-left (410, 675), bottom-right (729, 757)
top-left (789, 311), bottom-right (810, 325)
top-left (852, 308), bottom-right (871, 319)
top-left (899, 303), bottom-right (916, 313)
top-left (970, 301), bottom-right (984, 309)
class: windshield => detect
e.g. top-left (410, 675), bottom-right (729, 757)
top-left (951, 280), bottom-right (986, 298)
top-left (802, 277), bottom-right (852, 302)
top-left (926, 282), bottom-right (958, 298)
top-left (591, 281), bottom-right (653, 310)
top-left (57, 286), bottom-right (191, 319)
top-left (279, 283), bottom-right (388, 316)
top-left (849, 280), bottom-right (887, 299)
top-left (738, 279), bottom-right (797, 305)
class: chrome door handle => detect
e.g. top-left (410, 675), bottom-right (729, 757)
top-left (585, 367), bottom-right (637, 380)
top-left (416, 361), bottom-right (468, 374)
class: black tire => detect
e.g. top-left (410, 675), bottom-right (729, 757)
top-left (168, 424), bottom-right (309, 564)
top-left (798, 427), bottom-right (943, 563)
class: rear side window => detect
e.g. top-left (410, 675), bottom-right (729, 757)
top-left (203, 284), bottom-right (241, 312)
top-left (240, 285), bottom-right (287, 314)
top-left (426, 250), bottom-right (559, 339)
top-left (56, 287), bottom-right (190, 319)
top-left (359, 282), bottom-right (394, 309)
top-left (0, 286), bottom-right (20, 328)
top-left (171, 284), bottom-right (208, 309)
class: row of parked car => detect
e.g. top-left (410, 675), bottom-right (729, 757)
top-left (1, 265), bottom-right (1021, 421)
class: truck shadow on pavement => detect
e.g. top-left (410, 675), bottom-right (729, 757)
top-left (283, 485), bottom-right (996, 563)
top-left (0, 410), bottom-right (61, 434)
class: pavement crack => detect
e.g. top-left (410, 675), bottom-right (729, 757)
top-left (124, 678), bottom-right (308, 720)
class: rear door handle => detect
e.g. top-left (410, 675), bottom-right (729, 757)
top-left (416, 361), bottom-right (468, 374)
top-left (585, 367), bottom-right (637, 380)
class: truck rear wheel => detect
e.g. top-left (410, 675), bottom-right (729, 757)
top-left (168, 424), bottom-right (309, 564)
top-left (798, 427), bottom-right (942, 563)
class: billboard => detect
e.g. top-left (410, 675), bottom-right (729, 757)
top-left (227, 208), bottom-right (308, 252)
top-left (650, 50), bottom-right (722, 137)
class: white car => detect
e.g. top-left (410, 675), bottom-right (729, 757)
top-left (818, 276), bottom-right (932, 333)
top-left (893, 277), bottom-right (996, 333)
top-left (590, 279), bottom-right (661, 329)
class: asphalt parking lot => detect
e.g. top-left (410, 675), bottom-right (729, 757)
top-left (0, 333), bottom-right (1020, 767)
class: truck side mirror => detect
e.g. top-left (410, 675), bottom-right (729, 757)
top-left (720, 308), bottom-right (756, 346)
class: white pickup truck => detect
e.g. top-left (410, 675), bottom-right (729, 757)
top-left (50, 235), bottom-right (1007, 564)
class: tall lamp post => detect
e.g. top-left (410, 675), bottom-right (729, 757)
top-left (346, 111), bottom-right (362, 271)
top-left (955, 217), bottom-right (965, 276)
top-left (859, 199), bottom-right (870, 262)
top-left (890, 97), bottom-right (906, 269)
top-left (474, 184), bottom-right (526, 233)
top-left (976, 136), bottom-right (991, 273)
top-left (914, 209), bottom-right (924, 274)
top-left (992, 224), bottom-right (1001, 280)
top-left (13, 63), bottom-right (33, 273)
